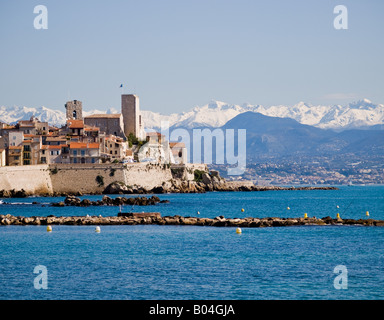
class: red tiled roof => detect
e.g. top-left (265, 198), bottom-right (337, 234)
top-left (169, 142), bottom-right (185, 148)
top-left (67, 120), bottom-right (84, 129)
top-left (70, 142), bottom-right (99, 149)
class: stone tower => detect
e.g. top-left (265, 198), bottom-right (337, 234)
top-left (65, 100), bottom-right (83, 120)
top-left (121, 94), bottom-right (141, 138)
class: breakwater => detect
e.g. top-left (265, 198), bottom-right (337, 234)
top-left (1, 214), bottom-right (383, 227)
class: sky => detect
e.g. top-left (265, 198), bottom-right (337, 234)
top-left (0, 0), bottom-right (383, 114)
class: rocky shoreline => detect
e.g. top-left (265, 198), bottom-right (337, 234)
top-left (51, 195), bottom-right (169, 207)
top-left (1, 214), bottom-right (383, 227)
top-left (0, 171), bottom-right (338, 198)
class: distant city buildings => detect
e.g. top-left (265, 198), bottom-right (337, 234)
top-left (0, 94), bottom-right (186, 167)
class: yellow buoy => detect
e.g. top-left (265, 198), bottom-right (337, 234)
top-left (95, 226), bottom-right (101, 233)
top-left (287, 207), bottom-right (290, 210)
top-left (336, 213), bottom-right (340, 219)
top-left (366, 211), bottom-right (370, 217)
top-left (236, 227), bottom-right (242, 234)
top-left (241, 208), bottom-right (245, 212)
top-left (46, 225), bottom-right (52, 232)
top-left (304, 213), bottom-right (308, 219)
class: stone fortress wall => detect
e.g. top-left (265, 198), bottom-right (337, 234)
top-left (0, 163), bottom-right (206, 195)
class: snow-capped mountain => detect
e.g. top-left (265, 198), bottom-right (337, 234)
top-left (142, 99), bottom-right (384, 131)
top-left (0, 105), bottom-right (67, 127)
top-left (1, 99), bottom-right (383, 130)
top-left (0, 106), bottom-right (119, 127)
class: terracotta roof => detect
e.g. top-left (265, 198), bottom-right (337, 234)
top-left (84, 126), bottom-right (100, 131)
top-left (85, 114), bottom-right (121, 119)
top-left (67, 120), bottom-right (84, 129)
top-left (70, 142), bottom-right (99, 149)
top-left (47, 145), bottom-right (62, 150)
top-left (169, 142), bottom-right (185, 148)
top-left (9, 146), bottom-right (22, 150)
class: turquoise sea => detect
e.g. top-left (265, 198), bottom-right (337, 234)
top-left (0, 186), bottom-right (383, 300)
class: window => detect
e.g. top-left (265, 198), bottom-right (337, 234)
top-left (91, 158), bottom-right (95, 163)
top-left (114, 150), bottom-right (117, 155)
top-left (41, 157), bottom-right (46, 164)
top-left (73, 158), bottom-right (77, 164)
top-left (73, 110), bottom-right (77, 119)
top-left (81, 150), bottom-right (85, 156)
top-left (73, 150), bottom-right (77, 156)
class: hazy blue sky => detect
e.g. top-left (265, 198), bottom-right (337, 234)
top-left (0, 0), bottom-right (383, 113)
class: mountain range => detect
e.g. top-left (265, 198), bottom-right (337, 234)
top-left (142, 99), bottom-right (384, 131)
top-left (221, 112), bottom-right (384, 160)
top-left (1, 99), bottom-right (384, 131)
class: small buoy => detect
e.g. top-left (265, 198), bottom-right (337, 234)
top-left (304, 213), bottom-right (308, 219)
top-left (95, 226), bottom-right (101, 233)
top-left (366, 211), bottom-right (370, 217)
top-left (236, 227), bottom-right (242, 234)
top-left (47, 225), bottom-right (52, 232)
top-left (197, 211), bottom-right (200, 215)
top-left (241, 208), bottom-right (245, 212)
top-left (287, 207), bottom-right (290, 210)
top-left (336, 205), bottom-right (339, 209)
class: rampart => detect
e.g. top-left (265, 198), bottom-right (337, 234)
top-left (0, 163), bottom-right (207, 195)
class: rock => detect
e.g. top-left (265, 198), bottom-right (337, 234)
top-left (103, 182), bottom-right (129, 194)
top-left (202, 173), bottom-right (212, 185)
top-left (80, 199), bottom-right (92, 206)
top-left (52, 201), bottom-right (65, 207)
top-left (1, 218), bottom-right (10, 225)
top-left (101, 195), bottom-right (113, 205)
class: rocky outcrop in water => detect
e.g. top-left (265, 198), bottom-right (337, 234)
top-left (1, 214), bottom-right (383, 227)
top-left (51, 195), bottom-right (168, 207)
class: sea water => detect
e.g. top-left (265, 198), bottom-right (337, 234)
top-left (0, 186), bottom-right (383, 300)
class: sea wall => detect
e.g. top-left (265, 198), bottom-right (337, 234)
top-left (49, 163), bottom-right (174, 194)
top-left (0, 164), bottom-right (53, 195)
top-left (0, 163), bottom-right (194, 195)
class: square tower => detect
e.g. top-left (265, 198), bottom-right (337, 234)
top-left (65, 100), bottom-right (83, 120)
top-left (121, 94), bottom-right (140, 138)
